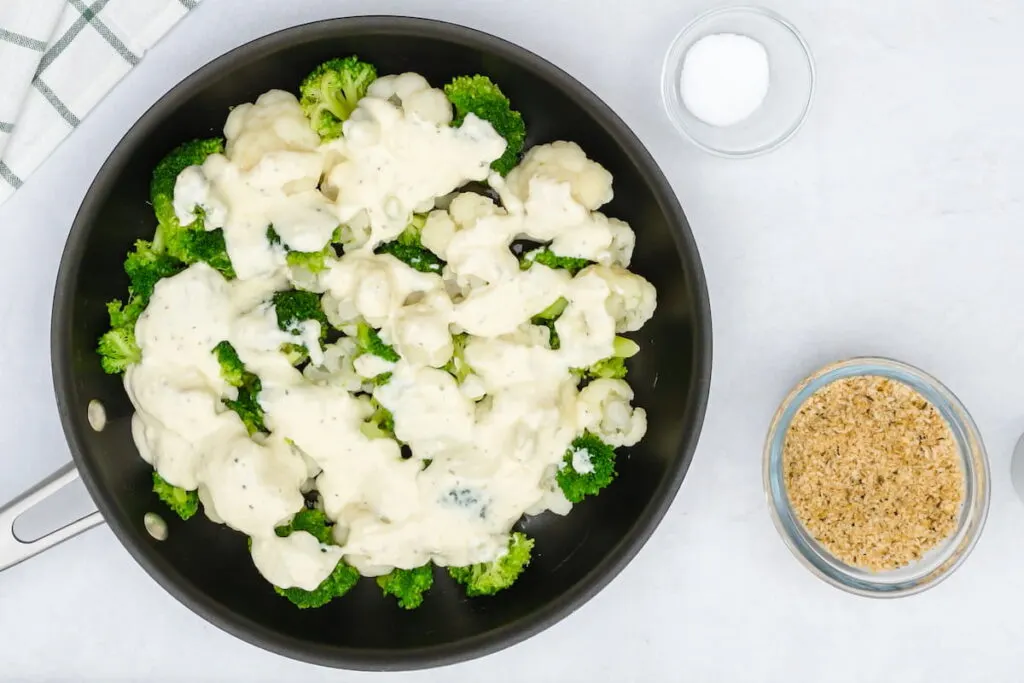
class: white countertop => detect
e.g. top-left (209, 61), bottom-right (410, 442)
top-left (4, 0), bottom-right (1024, 680)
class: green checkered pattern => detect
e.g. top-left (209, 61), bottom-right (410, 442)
top-left (0, 0), bottom-right (200, 205)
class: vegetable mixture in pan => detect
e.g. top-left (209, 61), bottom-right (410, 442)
top-left (97, 57), bottom-right (657, 609)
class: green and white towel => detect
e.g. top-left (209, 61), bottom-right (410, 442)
top-left (0, 0), bottom-right (201, 207)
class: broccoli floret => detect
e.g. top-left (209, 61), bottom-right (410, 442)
top-left (375, 215), bottom-right (445, 274)
top-left (267, 226), bottom-right (335, 274)
top-left (361, 399), bottom-right (395, 440)
top-left (272, 290), bottom-right (329, 363)
top-left (448, 532), bottom-right (534, 596)
top-left (274, 561), bottom-right (361, 609)
top-left (556, 432), bottom-right (617, 503)
top-left (299, 56), bottom-right (377, 140)
top-left (150, 138), bottom-right (224, 227)
top-left (97, 299), bottom-right (143, 374)
top-left (124, 239), bottom-right (184, 302)
top-left (280, 343), bottom-right (310, 366)
top-left (355, 322), bottom-right (400, 362)
top-left (573, 337), bottom-right (639, 380)
top-left (212, 340), bottom-right (245, 386)
top-left (531, 297), bottom-right (568, 351)
top-left (273, 290), bottom-right (329, 334)
top-left (398, 215), bottom-right (426, 244)
top-left (172, 229), bottom-right (234, 278)
top-left (286, 249), bottom-right (333, 274)
top-left (97, 328), bottom-right (140, 374)
top-left (98, 240), bottom-right (186, 375)
top-left (223, 388), bottom-right (265, 435)
top-left (375, 242), bottom-right (444, 274)
top-left (521, 248), bottom-right (591, 275)
top-left (152, 471), bottom-right (199, 520)
top-left (212, 341), bottom-right (266, 434)
top-left (275, 508), bottom-right (334, 545)
top-left (443, 332), bottom-right (471, 383)
top-left (444, 75), bottom-right (526, 175)
top-left (150, 138), bottom-right (235, 278)
top-left (583, 356), bottom-right (627, 379)
top-left (377, 564), bottom-right (434, 609)
top-left (272, 507), bottom-right (360, 608)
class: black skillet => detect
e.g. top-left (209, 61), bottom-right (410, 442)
top-left (24, 16), bottom-right (713, 671)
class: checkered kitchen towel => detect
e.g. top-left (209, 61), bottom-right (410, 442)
top-left (0, 0), bottom-right (201, 207)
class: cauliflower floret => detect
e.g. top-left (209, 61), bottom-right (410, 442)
top-left (321, 252), bottom-right (443, 328)
top-left (420, 209), bottom-right (458, 260)
top-left (335, 211), bottom-right (373, 251)
top-left (197, 435), bottom-right (308, 536)
top-left (526, 463), bottom-right (574, 516)
top-left (505, 141), bottom-right (614, 211)
top-left (285, 256), bottom-right (333, 294)
top-left (550, 212), bottom-right (636, 268)
top-left (556, 272), bottom-right (618, 368)
top-left (404, 89), bottom-right (453, 126)
top-left (126, 372), bottom-right (241, 491)
top-left (303, 339), bottom-right (364, 392)
top-left (250, 532), bottom-right (345, 592)
top-left (367, 72), bottom-right (454, 125)
top-left (390, 291), bottom-right (455, 367)
top-left (172, 166), bottom-right (228, 229)
top-left (576, 379), bottom-right (647, 448)
top-left (581, 264), bottom-right (656, 333)
top-left (353, 353), bottom-right (397, 381)
top-left (504, 322), bottom-right (556, 348)
top-left (440, 266), bottom-right (474, 302)
top-left (320, 291), bottom-right (357, 331)
top-left (604, 216), bottom-right (636, 267)
top-left (448, 192), bottom-right (505, 229)
top-left (375, 365), bottom-right (476, 452)
top-left (459, 373), bottom-right (488, 401)
top-left (444, 194), bottom-right (517, 286)
top-left (465, 342), bottom-right (565, 393)
top-left (224, 90), bottom-right (321, 170)
top-left (244, 150), bottom-right (324, 196)
top-left (452, 266), bottom-right (572, 338)
top-left (324, 80), bottom-right (503, 248)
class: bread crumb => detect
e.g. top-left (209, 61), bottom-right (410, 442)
top-left (782, 376), bottom-right (964, 571)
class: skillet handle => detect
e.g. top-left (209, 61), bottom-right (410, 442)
top-left (0, 461), bottom-right (104, 572)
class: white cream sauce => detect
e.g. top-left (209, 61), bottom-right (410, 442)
top-left (571, 447), bottom-right (595, 474)
top-left (352, 353), bottom-right (395, 379)
top-left (125, 75), bottom-right (656, 589)
top-left (251, 531), bottom-right (344, 591)
top-left (323, 75), bottom-right (507, 249)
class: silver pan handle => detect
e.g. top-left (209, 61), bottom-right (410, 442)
top-left (0, 462), bottom-right (104, 572)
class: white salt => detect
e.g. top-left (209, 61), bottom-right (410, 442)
top-left (681, 33), bottom-right (770, 127)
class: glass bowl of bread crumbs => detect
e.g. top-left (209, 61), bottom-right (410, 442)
top-left (763, 357), bottom-right (990, 597)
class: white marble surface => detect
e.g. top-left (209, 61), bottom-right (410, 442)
top-left (3, 0), bottom-right (1024, 680)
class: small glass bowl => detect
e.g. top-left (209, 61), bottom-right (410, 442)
top-left (763, 358), bottom-right (990, 598)
top-left (661, 6), bottom-right (815, 157)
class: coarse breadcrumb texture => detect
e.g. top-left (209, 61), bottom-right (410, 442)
top-left (782, 376), bottom-right (964, 572)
